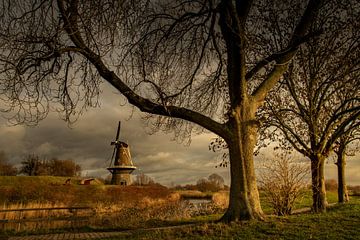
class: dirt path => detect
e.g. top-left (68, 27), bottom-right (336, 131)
top-left (7, 231), bottom-right (127, 240)
top-left (5, 224), bottom-right (196, 240)
top-left (7, 231), bottom-right (129, 240)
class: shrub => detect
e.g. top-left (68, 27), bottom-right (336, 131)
top-left (259, 155), bottom-right (309, 216)
top-left (348, 185), bottom-right (360, 196)
top-left (325, 179), bottom-right (338, 191)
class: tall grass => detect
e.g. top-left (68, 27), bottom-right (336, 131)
top-left (0, 202), bottom-right (91, 232)
top-left (0, 177), bottom-right (188, 233)
top-left (212, 191), bottom-right (229, 209)
top-left (90, 197), bottom-right (191, 230)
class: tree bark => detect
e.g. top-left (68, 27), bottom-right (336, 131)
top-left (221, 103), bottom-right (264, 221)
top-left (310, 154), bottom-right (327, 212)
top-left (336, 151), bottom-right (349, 203)
top-left (221, 138), bottom-right (253, 222)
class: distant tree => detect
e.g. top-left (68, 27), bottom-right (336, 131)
top-left (208, 173), bottom-right (225, 189)
top-left (20, 154), bottom-right (43, 176)
top-left (196, 178), bottom-right (208, 186)
top-left (196, 178), bottom-right (217, 192)
top-left (324, 179), bottom-right (338, 192)
top-left (134, 173), bottom-right (155, 186)
top-left (196, 174), bottom-right (225, 192)
top-left (0, 151), bottom-right (17, 176)
top-left (20, 155), bottom-right (81, 177)
top-left (49, 158), bottom-right (81, 177)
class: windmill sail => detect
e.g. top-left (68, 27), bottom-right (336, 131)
top-left (115, 121), bottom-right (121, 141)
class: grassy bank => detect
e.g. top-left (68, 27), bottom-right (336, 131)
top-left (98, 196), bottom-right (360, 240)
top-left (0, 176), bottom-right (182, 233)
top-left (0, 176), bottom-right (171, 205)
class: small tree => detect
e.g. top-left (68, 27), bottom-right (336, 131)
top-left (19, 154), bottom-right (43, 176)
top-left (208, 173), bottom-right (225, 190)
top-left (196, 173), bottom-right (225, 192)
top-left (0, 151), bottom-right (17, 176)
top-left (134, 173), bottom-right (155, 186)
top-left (196, 178), bottom-right (218, 192)
top-left (259, 154), bottom-right (309, 216)
top-left (49, 158), bottom-right (81, 177)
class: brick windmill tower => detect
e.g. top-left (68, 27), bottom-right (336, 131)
top-left (107, 122), bottom-right (136, 185)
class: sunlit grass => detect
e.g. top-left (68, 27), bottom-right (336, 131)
top-left (98, 197), bottom-right (360, 240)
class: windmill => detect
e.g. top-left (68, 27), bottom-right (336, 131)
top-left (107, 121), bottom-right (136, 185)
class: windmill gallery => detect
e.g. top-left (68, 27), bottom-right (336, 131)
top-left (107, 121), bottom-right (137, 185)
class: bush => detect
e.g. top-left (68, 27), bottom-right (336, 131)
top-left (348, 185), bottom-right (360, 196)
top-left (259, 155), bottom-right (309, 216)
top-left (325, 179), bottom-right (338, 191)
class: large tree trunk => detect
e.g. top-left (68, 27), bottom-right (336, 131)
top-left (221, 104), bottom-right (264, 222)
top-left (310, 154), bottom-right (327, 212)
top-left (220, 139), bottom-right (253, 221)
top-left (336, 150), bottom-right (349, 203)
top-left (243, 119), bottom-right (264, 219)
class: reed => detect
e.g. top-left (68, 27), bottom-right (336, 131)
top-left (212, 191), bottom-right (229, 209)
top-left (0, 202), bottom-right (93, 232)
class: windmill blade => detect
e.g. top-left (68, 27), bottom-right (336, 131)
top-left (109, 147), bottom-right (116, 167)
top-left (115, 121), bottom-right (121, 141)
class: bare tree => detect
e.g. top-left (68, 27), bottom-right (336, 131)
top-left (263, 4), bottom-right (360, 212)
top-left (19, 154), bottom-right (43, 176)
top-left (134, 173), bottom-right (155, 185)
top-left (259, 154), bottom-right (309, 216)
top-left (0, 0), bottom-right (326, 221)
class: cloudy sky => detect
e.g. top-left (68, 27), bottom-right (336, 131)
top-left (0, 83), bottom-right (359, 186)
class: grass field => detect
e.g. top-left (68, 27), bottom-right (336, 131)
top-left (96, 196), bottom-right (360, 240)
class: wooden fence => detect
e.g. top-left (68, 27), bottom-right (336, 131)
top-left (0, 206), bottom-right (95, 231)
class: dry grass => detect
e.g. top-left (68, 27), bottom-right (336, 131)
top-left (0, 202), bottom-right (91, 232)
top-left (90, 197), bottom-right (191, 230)
top-left (0, 195), bottom-right (188, 232)
top-left (212, 191), bottom-right (229, 209)
top-left (0, 177), bottom-right (189, 233)
top-left (175, 190), bottom-right (212, 199)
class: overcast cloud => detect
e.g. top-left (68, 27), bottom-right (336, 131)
top-left (0, 83), bottom-right (359, 186)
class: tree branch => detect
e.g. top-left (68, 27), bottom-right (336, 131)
top-left (252, 0), bottom-right (323, 103)
top-left (57, 0), bottom-right (226, 137)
